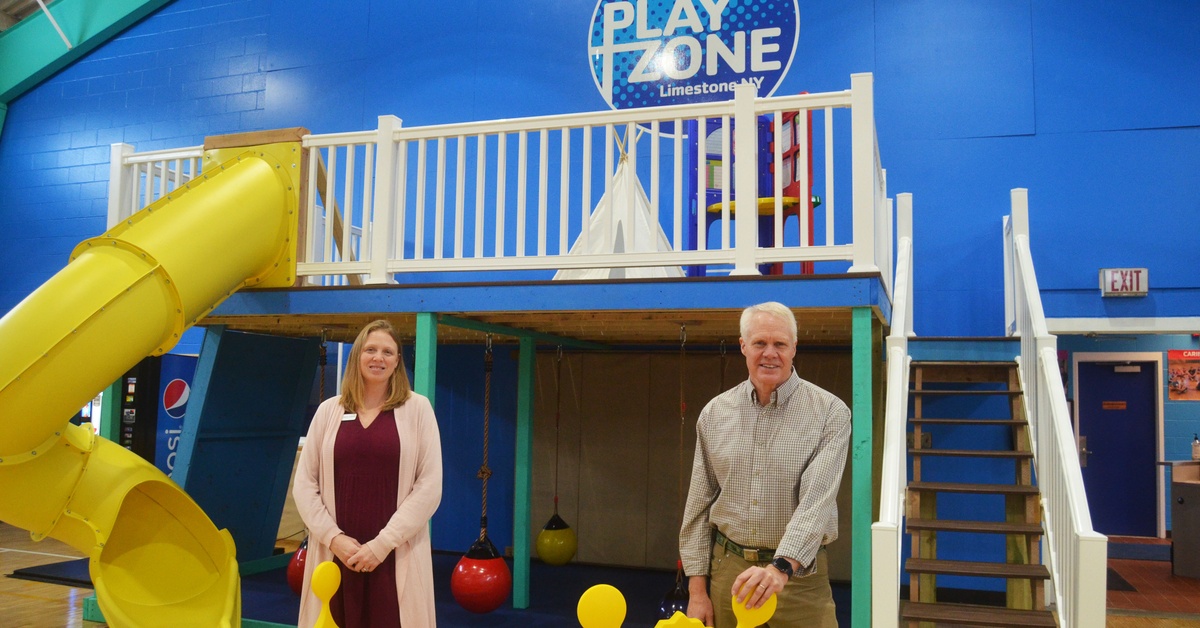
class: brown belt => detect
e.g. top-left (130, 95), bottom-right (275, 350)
top-left (714, 529), bottom-right (774, 562)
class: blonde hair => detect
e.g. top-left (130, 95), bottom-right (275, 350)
top-left (340, 319), bottom-right (412, 413)
top-left (739, 302), bottom-right (798, 343)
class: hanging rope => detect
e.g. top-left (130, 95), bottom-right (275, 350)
top-left (678, 325), bottom-right (687, 522)
top-left (318, 329), bottom-right (328, 398)
top-left (553, 345), bottom-right (563, 514)
top-left (718, 339), bottom-right (728, 392)
top-left (477, 334), bottom-right (494, 537)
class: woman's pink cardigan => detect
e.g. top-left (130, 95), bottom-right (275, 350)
top-left (292, 393), bottom-right (443, 627)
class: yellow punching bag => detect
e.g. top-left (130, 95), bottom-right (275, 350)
top-left (538, 348), bottom-right (578, 566)
top-left (536, 498), bottom-right (577, 566)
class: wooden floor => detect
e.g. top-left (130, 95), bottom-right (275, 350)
top-left (2, 522), bottom-right (1197, 627)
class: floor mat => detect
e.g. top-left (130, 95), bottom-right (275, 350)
top-left (1108, 567), bottom-right (1136, 592)
top-left (7, 557), bottom-right (90, 588)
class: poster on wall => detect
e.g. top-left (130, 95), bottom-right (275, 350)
top-left (589, 0), bottom-right (800, 111)
top-left (1168, 350), bottom-right (1200, 401)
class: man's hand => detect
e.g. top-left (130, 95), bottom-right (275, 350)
top-left (687, 575), bottom-right (715, 626)
top-left (731, 565), bottom-right (788, 609)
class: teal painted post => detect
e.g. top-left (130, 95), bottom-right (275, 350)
top-left (413, 313), bottom-right (438, 404)
top-left (97, 378), bottom-right (122, 443)
top-left (512, 336), bottom-right (536, 608)
top-left (851, 307), bottom-right (873, 627)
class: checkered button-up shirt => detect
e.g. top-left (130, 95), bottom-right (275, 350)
top-left (679, 370), bottom-right (850, 577)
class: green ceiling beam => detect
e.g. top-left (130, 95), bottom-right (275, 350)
top-left (0, 0), bottom-right (175, 103)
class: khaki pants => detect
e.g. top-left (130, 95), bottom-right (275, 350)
top-left (708, 542), bottom-right (837, 628)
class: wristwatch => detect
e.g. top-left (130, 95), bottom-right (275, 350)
top-left (770, 556), bottom-right (794, 578)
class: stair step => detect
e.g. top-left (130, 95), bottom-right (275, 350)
top-left (910, 418), bottom-right (1026, 426)
top-left (911, 361), bottom-right (1017, 385)
top-left (909, 481), bottom-right (1038, 496)
top-left (909, 448), bottom-right (1033, 459)
top-left (900, 601), bottom-right (1056, 627)
top-left (907, 518), bottom-right (1043, 535)
top-left (906, 558), bottom-right (1049, 580)
top-left (910, 388), bottom-right (1020, 396)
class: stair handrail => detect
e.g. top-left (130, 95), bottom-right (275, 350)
top-left (870, 193), bottom-right (913, 627)
top-left (1006, 188), bottom-right (1107, 628)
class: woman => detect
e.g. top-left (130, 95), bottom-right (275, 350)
top-left (293, 320), bottom-right (443, 627)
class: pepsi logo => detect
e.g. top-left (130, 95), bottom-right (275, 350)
top-left (163, 379), bottom-right (190, 419)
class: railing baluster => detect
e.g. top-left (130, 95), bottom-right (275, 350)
top-left (799, 109), bottom-right (810, 250)
top-left (824, 106), bottom-right (835, 246)
top-left (455, 135), bottom-right (466, 260)
top-left (581, 126), bottom-right (591, 253)
top-left (344, 146), bottom-right (356, 264)
top-left (434, 137), bottom-right (446, 260)
top-left (324, 148), bottom-right (337, 265)
top-left (496, 133), bottom-right (507, 258)
top-left (650, 120), bottom-right (661, 249)
top-left (604, 124), bottom-right (614, 254)
top-left (697, 117), bottom-right (707, 252)
top-left (361, 142), bottom-right (375, 271)
top-left (415, 139), bottom-right (427, 260)
top-left (559, 127), bottom-right (570, 256)
top-left (538, 130), bottom-right (549, 257)
top-left (393, 138), bottom-right (408, 263)
top-left (517, 130), bottom-right (528, 257)
top-left (475, 134), bottom-right (486, 258)
top-left (626, 122), bottom-right (636, 251)
top-left (672, 118), bottom-right (682, 252)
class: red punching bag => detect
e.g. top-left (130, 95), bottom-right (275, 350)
top-left (450, 519), bottom-right (512, 613)
top-left (287, 537), bottom-right (309, 595)
top-left (451, 337), bottom-right (512, 613)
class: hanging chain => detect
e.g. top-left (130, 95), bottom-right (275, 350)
top-left (478, 334), bottom-right (494, 536)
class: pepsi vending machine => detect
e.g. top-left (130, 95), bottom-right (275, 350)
top-left (117, 354), bottom-right (198, 477)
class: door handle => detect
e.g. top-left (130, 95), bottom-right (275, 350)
top-left (1079, 436), bottom-right (1090, 468)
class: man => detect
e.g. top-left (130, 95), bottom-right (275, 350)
top-left (679, 302), bottom-right (850, 627)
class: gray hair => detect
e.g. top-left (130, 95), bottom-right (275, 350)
top-left (739, 302), bottom-right (798, 343)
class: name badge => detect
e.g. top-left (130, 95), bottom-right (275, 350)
top-left (341, 413), bottom-right (356, 422)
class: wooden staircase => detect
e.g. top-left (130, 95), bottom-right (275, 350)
top-left (899, 361), bottom-right (1058, 627)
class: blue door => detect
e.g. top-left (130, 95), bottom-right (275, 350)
top-left (1078, 361), bottom-right (1157, 536)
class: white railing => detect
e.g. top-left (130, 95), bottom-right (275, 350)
top-left (107, 73), bottom-right (894, 287)
top-left (107, 144), bottom-right (205, 227)
top-left (1006, 188), bottom-right (1107, 628)
top-left (871, 193), bottom-right (913, 628)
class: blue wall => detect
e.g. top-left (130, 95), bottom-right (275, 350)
top-left (1, 0), bottom-right (1197, 333)
top-left (1, 0), bottom-right (1198, 553)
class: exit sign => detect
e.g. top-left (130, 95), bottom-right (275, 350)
top-left (1099, 268), bottom-right (1148, 297)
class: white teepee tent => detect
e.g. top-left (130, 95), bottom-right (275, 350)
top-left (554, 156), bottom-right (684, 280)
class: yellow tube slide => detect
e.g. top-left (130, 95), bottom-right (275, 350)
top-left (0, 140), bottom-right (301, 627)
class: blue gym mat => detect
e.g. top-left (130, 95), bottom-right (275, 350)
top-left (8, 552), bottom-right (853, 627)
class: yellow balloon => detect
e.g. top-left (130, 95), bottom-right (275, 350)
top-left (576, 583), bottom-right (626, 628)
top-left (731, 589), bottom-right (777, 628)
top-left (654, 610), bottom-right (706, 627)
top-left (311, 561), bottom-right (342, 628)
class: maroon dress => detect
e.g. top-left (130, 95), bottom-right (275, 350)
top-left (330, 409), bottom-right (401, 627)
